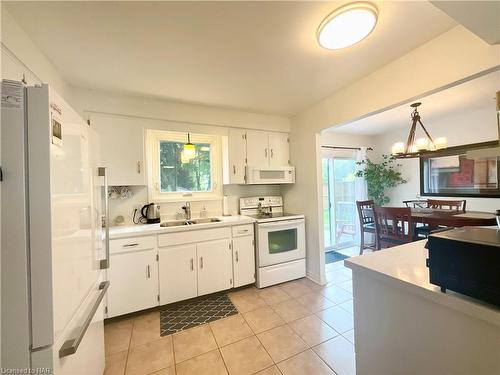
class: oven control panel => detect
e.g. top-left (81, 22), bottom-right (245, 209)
top-left (240, 196), bottom-right (283, 209)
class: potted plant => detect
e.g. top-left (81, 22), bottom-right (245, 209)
top-left (355, 154), bottom-right (407, 205)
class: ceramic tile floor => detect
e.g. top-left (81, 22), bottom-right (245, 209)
top-left (104, 263), bottom-right (355, 375)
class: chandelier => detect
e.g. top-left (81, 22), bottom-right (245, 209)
top-left (391, 102), bottom-right (447, 158)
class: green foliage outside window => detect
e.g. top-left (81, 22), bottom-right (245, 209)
top-left (159, 141), bottom-right (212, 192)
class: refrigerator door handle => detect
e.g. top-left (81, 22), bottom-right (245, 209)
top-left (98, 167), bottom-right (110, 269)
top-left (59, 281), bottom-right (110, 358)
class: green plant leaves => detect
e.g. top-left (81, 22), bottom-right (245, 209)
top-left (356, 154), bottom-right (406, 205)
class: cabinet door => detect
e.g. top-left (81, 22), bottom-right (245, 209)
top-left (268, 132), bottom-right (289, 167)
top-left (227, 129), bottom-right (247, 184)
top-left (197, 239), bottom-right (233, 296)
top-left (232, 236), bottom-right (256, 287)
top-left (246, 130), bottom-right (269, 167)
top-left (91, 115), bottom-right (145, 186)
top-left (107, 250), bottom-right (158, 318)
top-left (159, 244), bottom-right (197, 304)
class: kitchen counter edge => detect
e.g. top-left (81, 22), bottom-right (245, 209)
top-left (109, 215), bottom-right (256, 239)
top-left (344, 240), bottom-right (500, 327)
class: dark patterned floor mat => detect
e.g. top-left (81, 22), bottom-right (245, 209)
top-left (160, 293), bottom-right (238, 336)
top-left (325, 251), bottom-right (350, 264)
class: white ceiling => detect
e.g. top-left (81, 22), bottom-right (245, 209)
top-left (327, 70), bottom-right (500, 135)
top-left (5, 1), bottom-right (456, 115)
top-left (431, 1), bottom-right (500, 44)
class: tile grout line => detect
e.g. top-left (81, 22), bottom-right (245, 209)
top-left (123, 318), bottom-right (135, 375)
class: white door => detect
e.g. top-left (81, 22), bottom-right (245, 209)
top-left (227, 129), bottom-right (247, 184)
top-left (232, 236), bottom-right (256, 287)
top-left (91, 115), bottom-right (145, 186)
top-left (107, 250), bottom-right (158, 317)
top-left (159, 244), bottom-right (197, 304)
top-left (246, 130), bottom-right (269, 167)
top-left (197, 239), bottom-right (233, 296)
top-left (268, 133), bottom-right (289, 167)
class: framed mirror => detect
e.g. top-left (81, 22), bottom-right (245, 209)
top-left (420, 141), bottom-right (500, 197)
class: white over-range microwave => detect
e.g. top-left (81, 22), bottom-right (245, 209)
top-left (246, 166), bottom-right (295, 184)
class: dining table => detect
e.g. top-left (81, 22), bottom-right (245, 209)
top-left (410, 208), bottom-right (497, 228)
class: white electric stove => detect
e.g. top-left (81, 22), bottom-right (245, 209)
top-left (240, 196), bottom-right (306, 288)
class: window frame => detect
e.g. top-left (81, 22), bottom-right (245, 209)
top-left (146, 129), bottom-right (222, 202)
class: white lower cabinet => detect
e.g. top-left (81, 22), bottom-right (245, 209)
top-left (232, 235), bottom-right (256, 287)
top-left (158, 244), bottom-right (198, 304)
top-left (107, 249), bottom-right (158, 318)
top-left (108, 224), bottom-right (257, 316)
top-left (197, 239), bottom-right (233, 296)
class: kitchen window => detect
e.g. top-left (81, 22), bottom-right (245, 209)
top-left (147, 129), bottom-right (222, 201)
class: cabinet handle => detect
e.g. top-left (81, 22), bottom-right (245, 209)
top-left (123, 243), bottom-right (139, 248)
top-left (59, 282), bottom-right (109, 358)
top-left (146, 265), bottom-right (151, 278)
top-left (265, 148), bottom-right (268, 158)
top-left (235, 251), bottom-right (239, 262)
top-left (233, 165), bottom-right (236, 174)
top-left (200, 257), bottom-right (204, 269)
top-left (190, 258), bottom-right (194, 271)
top-left (137, 161), bottom-right (141, 174)
top-left (238, 229), bottom-right (249, 234)
top-left (270, 149), bottom-right (274, 158)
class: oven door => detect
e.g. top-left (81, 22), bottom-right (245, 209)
top-left (257, 219), bottom-right (305, 267)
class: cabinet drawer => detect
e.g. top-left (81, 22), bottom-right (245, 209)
top-left (158, 227), bottom-right (231, 247)
top-left (232, 224), bottom-right (254, 237)
top-left (110, 236), bottom-right (156, 254)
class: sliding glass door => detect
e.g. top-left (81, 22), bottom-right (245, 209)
top-left (322, 157), bottom-right (357, 250)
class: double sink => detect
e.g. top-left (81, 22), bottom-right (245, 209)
top-left (160, 217), bottom-right (221, 228)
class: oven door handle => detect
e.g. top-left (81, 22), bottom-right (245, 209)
top-left (258, 219), bottom-right (304, 228)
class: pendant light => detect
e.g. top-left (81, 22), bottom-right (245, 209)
top-left (182, 133), bottom-right (196, 161)
top-left (391, 103), bottom-right (447, 158)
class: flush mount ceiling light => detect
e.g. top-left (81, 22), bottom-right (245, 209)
top-left (317, 2), bottom-right (378, 50)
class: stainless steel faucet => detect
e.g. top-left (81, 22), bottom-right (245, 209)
top-left (182, 202), bottom-right (191, 220)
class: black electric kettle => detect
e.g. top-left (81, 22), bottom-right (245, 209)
top-left (141, 203), bottom-right (161, 224)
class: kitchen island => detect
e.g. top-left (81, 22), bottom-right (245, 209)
top-left (345, 240), bottom-right (500, 375)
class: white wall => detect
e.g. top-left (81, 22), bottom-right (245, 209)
top-left (71, 87), bottom-right (290, 133)
top-left (1, 9), bottom-right (73, 101)
top-left (284, 26), bottom-right (500, 284)
top-left (372, 98), bottom-right (499, 211)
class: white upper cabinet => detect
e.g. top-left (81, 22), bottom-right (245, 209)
top-left (268, 132), bottom-right (289, 167)
top-left (91, 115), bottom-right (146, 186)
top-left (225, 129), bottom-right (247, 184)
top-left (246, 130), bottom-right (289, 168)
top-left (246, 130), bottom-right (270, 167)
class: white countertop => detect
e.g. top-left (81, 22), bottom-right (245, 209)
top-left (109, 215), bottom-right (255, 239)
top-left (345, 240), bottom-right (500, 327)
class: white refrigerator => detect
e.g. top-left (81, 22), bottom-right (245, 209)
top-left (1, 80), bottom-right (109, 374)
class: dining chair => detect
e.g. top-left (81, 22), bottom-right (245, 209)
top-left (373, 206), bottom-right (415, 249)
top-left (413, 199), bottom-right (466, 238)
top-left (403, 199), bottom-right (428, 208)
top-left (356, 200), bottom-right (378, 254)
top-left (426, 199), bottom-right (466, 212)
